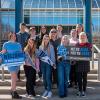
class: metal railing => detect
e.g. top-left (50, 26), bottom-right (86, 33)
top-left (1, 67), bottom-right (4, 81)
top-left (92, 44), bottom-right (100, 81)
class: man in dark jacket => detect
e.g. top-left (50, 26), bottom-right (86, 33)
top-left (16, 23), bottom-right (30, 81)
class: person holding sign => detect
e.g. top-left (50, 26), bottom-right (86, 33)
top-left (57, 35), bottom-right (70, 98)
top-left (39, 34), bottom-right (56, 98)
top-left (76, 32), bottom-right (92, 97)
top-left (0, 32), bottom-right (22, 99)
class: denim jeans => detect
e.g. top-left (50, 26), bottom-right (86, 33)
top-left (57, 60), bottom-right (70, 96)
top-left (41, 61), bottom-right (52, 91)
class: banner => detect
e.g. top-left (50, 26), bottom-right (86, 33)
top-left (37, 49), bottom-right (54, 66)
top-left (0, 52), bottom-right (25, 67)
top-left (69, 46), bottom-right (92, 61)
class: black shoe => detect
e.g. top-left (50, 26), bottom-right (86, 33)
top-left (31, 91), bottom-right (36, 97)
top-left (11, 91), bottom-right (22, 99)
top-left (59, 95), bottom-right (65, 98)
top-left (59, 94), bottom-right (67, 98)
top-left (64, 94), bottom-right (67, 97)
top-left (29, 91), bottom-right (36, 97)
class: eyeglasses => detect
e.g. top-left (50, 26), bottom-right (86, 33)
top-left (51, 31), bottom-right (57, 33)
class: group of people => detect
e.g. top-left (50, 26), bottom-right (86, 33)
top-left (0, 23), bottom-right (91, 99)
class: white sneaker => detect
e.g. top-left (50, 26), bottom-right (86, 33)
top-left (46, 91), bottom-right (52, 98)
top-left (42, 90), bottom-right (48, 97)
top-left (40, 77), bottom-right (43, 82)
top-left (25, 94), bottom-right (29, 97)
top-left (36, 78), bottom-right (40, 82)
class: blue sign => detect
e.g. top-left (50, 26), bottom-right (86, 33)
top-left (0, 52), bottom-right (25, 67)
top-left (57, 46), bottom-right (92, 61)
top-left (37, 49), bottom-right (54, 66)
top-left (69, 46), bottom-right (92, 61)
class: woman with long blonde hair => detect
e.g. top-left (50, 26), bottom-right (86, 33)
top-left (57, 35), bottom-right (70, 98)
top-left (39, 34), bottom-right (55, 98)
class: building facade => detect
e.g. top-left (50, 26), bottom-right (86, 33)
top-left (0, 0), bottom-right (100, 47)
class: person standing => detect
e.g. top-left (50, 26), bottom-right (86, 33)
top-left (57, 35), bottom-right (70, 98)
top-left (40, 26), bottom-right (48, 40)
top-left (24, 38), bottom-right (39, 97)
top-left (16, 23), bottom-right (30, 81)
top-left (49, 29), bottom-right (61, 88)
top-left (36, 26), bottom-right (48, 83)
top-left (76, 24), bottom-right (84, 38)
top-left (1, 32), bottom-right (22, 99)
top-left (76, 32), bottom-right (92, 97)
top-left (39, 34), bottom-right (55, 98)
top-left (29, 26), bottom-right (37, 39)
top-left (56, 24), bottom-right (64, 39)
top-left (69, 29), bottom-right (79, 88)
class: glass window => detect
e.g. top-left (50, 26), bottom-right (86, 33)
top-left (0, 11), bottom-right (15, 41)
top-left (54, 0), bottom-right (60, 8)
top-left (24, 0), bottom-right (33, 8)
top-left (92, 0), bottom-right (97, 8)
top-left (61, 0), bottom-right (68, 8)
top-left (29, 10), bottom-right (84, 25)
top-left (68, 0), bottom-right (75, 8)
top-left (75, 0), bottom-right (83, 8)
top-left (32, 0), bottom-right (39, 8)
top-left (1, 0), bottom-right (15, 8)
top-left (92, 17), bottom-right (99, 33)
top-left (30, 11), bottom-right (83, 17)
top-left (30, 17), bottom-right (39, 25)
top-left (39, 0), bottom-right (46, 8)
top-left (46, 17), bottom-right (53, 25)
top-left (54, 17), bottom-right (61, 24)
top-left (47, 0), bottom-right (53, 8)
top-left (96, 0), bottom-right (100, 7)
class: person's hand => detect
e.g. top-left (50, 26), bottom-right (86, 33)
top-left (0, 50), bottom-right (6, 53)
top-left (57, 56), bottom-right (64, 62)
top-left (71, 61), bottom-right (76, 65)
top-left (57, 56), bottom-right (62, 61)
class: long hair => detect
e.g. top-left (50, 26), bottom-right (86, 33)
top-left (24, 39), bottom-right (36, 57)
top-left (76, 24), bottom-right (84, 31)
top-left (40, 26), bottom-right (47, 38)
top-left (79, 32), bottom-right (88, 43)
top-left (41, 34), bottom-right (51, 56)
top-left (8, 32), bottom-right (15, 40)
top-left (61, 35), bottom-right (69, 46)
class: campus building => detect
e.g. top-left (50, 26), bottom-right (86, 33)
top-left (0, 0), bottom-right (100, 46)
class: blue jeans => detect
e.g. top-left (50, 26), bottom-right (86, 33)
top-left (57, 60), bottom-right (70, 96)
top-left (41, 61), bottom-right (52, 91)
